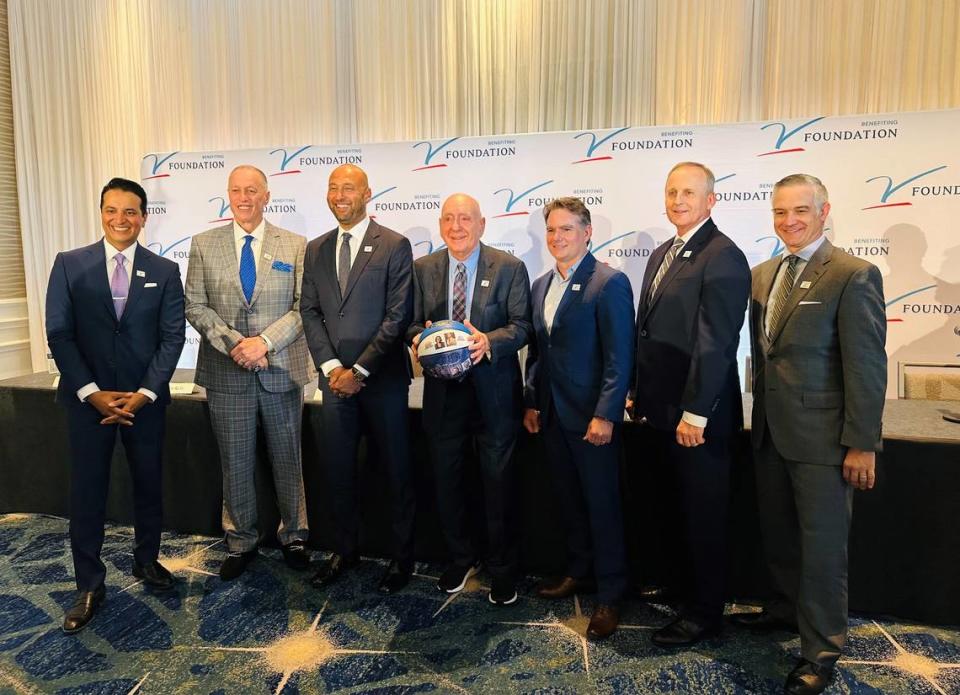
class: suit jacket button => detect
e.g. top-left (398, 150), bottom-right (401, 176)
top-left (338, 312), bottom-right (344, 319)
top-left (640, 329), bottom-right (648, 337)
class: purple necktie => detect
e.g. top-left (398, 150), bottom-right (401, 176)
top-left (452, 262), bottom-right (467, 322)
top-left (111, 253), bottom-right (129, 318)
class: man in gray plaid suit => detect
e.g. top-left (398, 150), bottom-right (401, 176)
top-left (185, 165), bottom-right (313, 580)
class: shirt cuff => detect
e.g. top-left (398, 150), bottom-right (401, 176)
top-left (320, 359), bottom-right (343, 378)
top-left (352, 363), bottom-right (370, 377)
top-left (138, 388), bottom-right (157, 403)
top-left (77, 382), bottom-right (99, 402)
top-left (681, 411), bottom-right (708, 428)
top-left (259, 334), bottom-right (274, 353)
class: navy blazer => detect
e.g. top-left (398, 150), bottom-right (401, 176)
top-left (406, 243), bottom-right (532, 436)
top-left (300, 219), bottom-right (414, 390)
top-left (525, 253), bottom-right (635, 433)
top-left (45, 240), bottom-right (186, 405)
top-left (632, 218), bottom-right (751, 435)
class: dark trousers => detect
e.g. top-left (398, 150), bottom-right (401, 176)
top-left (755, 430), bottom-right (853, 667)
top-left (320, 381), bottom-right (415, 563)
top-left (428, 378), bottom-right (519, 581)
top-left (657, 428), bottom-right (732, 627)
top-left (542, 408), bottom-right (627, 604)
top-left (65, 397), bottom-right (166, 591)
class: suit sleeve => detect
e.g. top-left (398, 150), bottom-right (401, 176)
top-left (184, 237), bottom-right (245, 355)
top-left (406, 262), bottom-right (427, 346)
top-left (522, 278), bottom-right (542, 409)
top-left (487, 260), bottom-right (532, 363)
top-left (355, 236), bottom-right (414, 374)
top-left (680, 245), bottom-right (751, 418)
top-left (45, 253), bottom-right (94, 393)
top-left (140, 263), bottom-right (186, 394)
top-left (300, 242), bottom-right (337, 368)
top-left (259, 235), bottom-right (306, 352)
top-left (594, 272), bottom-right (635, 422)
top-left (838, 263), bottom-right (887, 451)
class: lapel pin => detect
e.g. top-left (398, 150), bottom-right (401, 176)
top-left (682, 250), bottom-right (692, 258)
top-left (363, 245), bottom-right (373, 252)
top-left (800, 281), bottom-right (811, 289)
top-left (136, 270), bottom-right (146, 277)
top-left (572, 283), bottom-right (582, 291)
top-left (480, 279), bottom-right (490, 287)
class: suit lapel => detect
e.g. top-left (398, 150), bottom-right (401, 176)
top-left (252, 222), bottom-right (280, 306)
top-left (341, 221), bottom-right (379, 305)
top-left (434, 252), bottom-right (450, 318)
top-left (214, 227), bottom-right (246, 305)
top-left (753, 258), bottom-right (779, 352)
top-left (553, 252), bottom-right (595, 327)
top-left (120, 245), bottom-right (149, 324)
top-left (767, 239), bottom-right (834, 347)
top-left (469, 244), bottom-right (494, 323)
top-left (91, 242), bottom-right (116, 320)
top-left (646, 219), bottom-right (715, 316)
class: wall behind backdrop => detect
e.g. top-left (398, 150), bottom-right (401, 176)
top-left (7, 0), bottom-right (960, 373)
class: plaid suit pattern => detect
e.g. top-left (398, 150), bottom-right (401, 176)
top-left (185, 222), bottom-right (312, 550)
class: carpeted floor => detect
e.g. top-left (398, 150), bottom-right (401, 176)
top-left (0, 514), bottom-right (958, 694)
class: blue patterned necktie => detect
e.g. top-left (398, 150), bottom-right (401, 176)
top-left (239, 234), bottom-right (256, 303)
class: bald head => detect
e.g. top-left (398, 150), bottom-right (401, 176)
top-left (327, 164), bottom-right (371, 230)
top-left (440, 193), bottom-right (485, 260)
top-left (229, 165), bottom-right (268, 189)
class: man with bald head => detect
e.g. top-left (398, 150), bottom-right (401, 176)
top-left (186, 165), bottom-right (313, 580)
top-left (300, 164), bottom-right (416, 593)
top-left (407, 193), bottom-right (531, 605)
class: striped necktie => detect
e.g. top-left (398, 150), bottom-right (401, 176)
top-left (648, 237), bottom-right (684, 299)
top-left (766, 255), bottom-right (799, 338)
top-left (452, 262), bottom-right (467, 322)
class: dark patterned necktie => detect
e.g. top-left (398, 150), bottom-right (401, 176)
top-left (452, 262), bottom-right (467, 322)
top-left (766, 255), bottom-right (799, 338)
top-left (649, 237), bottom-right (684, 299)
top-left (338, 232), bottom-right (352, 296)
top-left (239, 235), bottom-right (256, 303)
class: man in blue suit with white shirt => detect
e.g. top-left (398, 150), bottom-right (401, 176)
top-left (46, 178), bottom-right (185, 634)
top-left (523, 197), bottom-right (634, 639)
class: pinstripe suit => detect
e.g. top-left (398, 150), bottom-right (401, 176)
top-left (185, 220), bottom-right (313, 552)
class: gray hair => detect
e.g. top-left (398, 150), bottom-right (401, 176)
top-left (774, 173), bottom-right (829, 211)
top-left (667, 161), bottom-right (716, 193)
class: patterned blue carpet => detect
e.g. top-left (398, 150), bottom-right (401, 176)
top-left (1, 514), bottom-right (958, 694)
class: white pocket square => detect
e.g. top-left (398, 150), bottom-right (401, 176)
top-left (798, 300), bottom-right (821, 305)
top-left (144, 282), bottom-right (158, 288)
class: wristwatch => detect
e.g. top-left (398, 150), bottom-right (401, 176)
top-left (351, 366), bottom-right (366, 383)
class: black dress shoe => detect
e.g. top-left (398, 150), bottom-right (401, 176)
top-left (377, 560), bottom-right (413, 594)
top-left (635, 584), bottom-right (678, 603)
top-left (587, 604), bottom-right (620, 640)
top-left (785, 658), bottom-right (833, 695)
top-left (281, 542), bottom-right (310, 571)
top-left (651, 616), bottom-right (721, 647)
top-left (132, 561), bottom-right (175, 591)
top-left (311, 553), bottom-right (359, 588)
top-left (536, 576), bottom-right (597, 600)
top-left (731, 609), bottom-right (799, 633)
top-left (219, 549), bottom-right (258, 581)
top-left (62, 586), bottom-right (105, 634)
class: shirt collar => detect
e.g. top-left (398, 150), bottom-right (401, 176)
top-left (104, 238), bottom-right (138, 265)
top-left (553, 251), bottom-right (587, 282)
top-left (675, 217), bottom-right (710, 248)
top-left (448, 243), bottom-right (481, 273)
top-left (338, 216), bottom-right (370, 241)
top-left (783, 234), bottom-right (826, 263)
top-left (233, 219), bottom-right (266, 242)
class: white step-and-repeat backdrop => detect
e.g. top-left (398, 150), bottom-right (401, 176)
top-left (141, 109), bottom-right (960, 396)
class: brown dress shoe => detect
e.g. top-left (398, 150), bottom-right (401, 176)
top-left (536, 576), bottom-right (597, 600)
top-left (62, 586), bottom-right (106, 634)
top-left (586, 604), bottom-right (620, 640)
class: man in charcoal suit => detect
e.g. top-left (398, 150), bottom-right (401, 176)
top-left (46, 177), bottom-right (185, 633)
top-left (740, 173), bottom-right (886, 695)
top-left (408, 193), bottom-right (532, 606)
top-left (185, 165), bottom-right (312, 580)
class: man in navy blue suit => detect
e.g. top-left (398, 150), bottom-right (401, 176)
top-left (46, 178), bottom-right (185, 634)
top-left (630, 162), bottom-right (751, 647)
top-left (523, 197), bottom-right (634, 639)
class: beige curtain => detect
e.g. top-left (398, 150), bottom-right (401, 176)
top-left (8, 0), bottom-right (960, 371)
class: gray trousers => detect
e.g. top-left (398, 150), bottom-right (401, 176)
top-left (207, 384), bottom-right (308, 552)
top-left (754, 432), bottom-right (853, 667)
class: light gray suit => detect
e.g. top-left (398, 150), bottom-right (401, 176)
top-left (749, 238), bottom-right (886, 666)
top-left (185, 221), bottom-right (313, 552)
